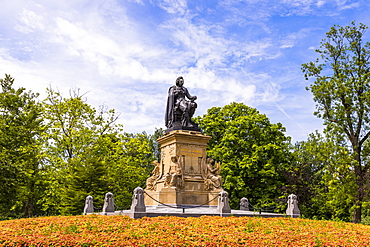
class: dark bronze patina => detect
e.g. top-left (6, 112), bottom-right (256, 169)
top-left (165, 76), bottom-right (201, 132)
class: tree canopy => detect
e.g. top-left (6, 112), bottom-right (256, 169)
top-left (287, 131), bottom-right (356, 221)
top-left (0, 75), bottom-right (45, 218)
top-left (302, 21), bottom-right (370, 223)
top-left (195, 102), bottom-right (293, 210)
top-left (0, 76), bottom-right (157, 217)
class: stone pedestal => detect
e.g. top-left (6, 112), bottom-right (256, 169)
top-left (145, 130), bottom-right (222, 207)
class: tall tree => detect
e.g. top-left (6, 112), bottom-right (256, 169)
top-left (0, 75), bottom-right (44, 218)
top-left (302, 21), bottom-right (370, 223)
top-left (195, 102), bottom-right (292, 210)
top-left (41, 88), bottom-right (121, 215)
top-left (41, 88), bottom-right (154, 215)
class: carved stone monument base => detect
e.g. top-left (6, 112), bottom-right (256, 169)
top-left (145, 130), bottom-right (222, 207)
top-left (145, 185), bottom-right (221, 207)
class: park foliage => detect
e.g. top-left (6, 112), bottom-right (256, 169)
top-left (195, 103), bottom-right (292, 210)
top-left (0, 75), bottom-right (157, 219)
top-left (302, 21), bottom-right (370, 223)
top-left (2, 21), bottom-right (370, 224)
top-left (1, 215), bottom-right (370, 246)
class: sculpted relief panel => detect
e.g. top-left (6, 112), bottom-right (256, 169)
top-left (180, 144), bottom-right (204, 176)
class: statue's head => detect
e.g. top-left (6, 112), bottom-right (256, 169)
top-left (171, 156), bottom-right (178, 162)
top-left (176, 76), bottom-right (184, 87)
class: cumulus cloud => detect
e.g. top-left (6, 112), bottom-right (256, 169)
top-left (0, 0), bottom-right (365, 139)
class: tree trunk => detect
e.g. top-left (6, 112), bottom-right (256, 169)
top-left (353, 200), bottom-right (362, 223)
top-left (353, 145), bottom-right (363, 223)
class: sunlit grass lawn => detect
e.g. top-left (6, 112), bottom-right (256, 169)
top-left (1, 215), bottom-right (369, 246)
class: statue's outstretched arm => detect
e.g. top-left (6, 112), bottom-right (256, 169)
top-left (184, 87), bottom-right (197, 101)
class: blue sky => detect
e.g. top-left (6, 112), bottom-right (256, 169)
top-left (1, 0), bottom-right (370, 142)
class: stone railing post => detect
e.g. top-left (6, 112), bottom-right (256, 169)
top-left (217, 190), bottom-right (231, 214)
top-left (286, 194), bottom-right (300, 218)
top-left (240, 197), bottom-right (249, 211)
top-left (83, 195), bottom-right (94, 214)
top-left (131, 187), bottom-right (146, 213)
top-left (102, 192), bottom-right (115, 214)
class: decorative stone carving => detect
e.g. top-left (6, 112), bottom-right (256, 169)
top-left (286, 194), bottom-right (300, 218)
top-left (203, 158), bottom-right (222, 190)
top-left (102, 192), bottom-right (115, 213)
top-left (83, 195), bottom-right (94, 214)
top-left (240, 197), bottom-right (249, 211)
top-left (168, 144), bottom-right (175, 156)
top-left (164, 156), bottom-right (184, 188)
top-left (146, 160), bottom-right (161, 191)
top-left (131, 187), bottom-right (146, 212)
top-left (217, 190), bottom-right (231, 214)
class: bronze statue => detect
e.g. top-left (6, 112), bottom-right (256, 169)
top-left (165, 76), bottom-right (200, 131)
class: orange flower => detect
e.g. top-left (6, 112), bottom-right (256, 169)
top-left (0, 215), bottom-right (370, 246)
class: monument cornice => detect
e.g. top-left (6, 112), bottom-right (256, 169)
top-left (158, 130), bottom-right (211, 147)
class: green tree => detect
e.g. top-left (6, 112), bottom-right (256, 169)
top-left (0, 75), bottom-right (45, 218)
top-left (302, 21), bottom-right (370, 223)
top-left (147, 128), bottom-right (164, 162)
top-left (41, 88), bottom-right (122, 215)
top-left (41, 88), bottom-right (155, 215)
top-left (288, 131), bottom-right (356, 221)
top-left (106, 132), bottom-right (154, 209)
top-left (195, 102), bottom-right (292, 210)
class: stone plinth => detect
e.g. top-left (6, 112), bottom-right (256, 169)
top-left (145, 130), bottom-right (222, 207)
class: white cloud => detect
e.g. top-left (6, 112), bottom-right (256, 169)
top-left (156, 0), bottom-right (188, 15)
top-left (280, 28), bottom-right (313, 49)
top-left (220, 0), bottom-right (361, 18)
top-left (15, 9), bottom-right (45, 33)
top-left (339, 2), bottom-right (360, 10)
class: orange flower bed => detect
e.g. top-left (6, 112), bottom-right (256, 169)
top-left (0, 215), bottom-right (369, 246)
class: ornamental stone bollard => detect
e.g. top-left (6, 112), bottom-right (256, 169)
top-left (83, 195), bottom-right (94, 214)
top-left (131, 187), bottom-right (146, 213)
top-left (240, 197), bottom-right (249, 211)
top-left (286, 194), bottom-right (300, 218)
top-left (217, 190), bottom-right (231, 214)
top-left (102, 192), bottom-right (115, 214)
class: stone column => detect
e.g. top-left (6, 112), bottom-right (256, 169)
top-left (240, 197), bottom-right (249, 211)
top-left (83, 195), bottom-right (94, 214)
top-left (286, 194), bottom-right (300, 218)
top-left (131, 187), bottom-right (146, 212)
top-left (102, 192), bottom-right (115, 214)
top-left (217, 190), bottom-right (231, 214)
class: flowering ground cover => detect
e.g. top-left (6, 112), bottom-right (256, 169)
top-left (0, 215), bottom-right (369, 246)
